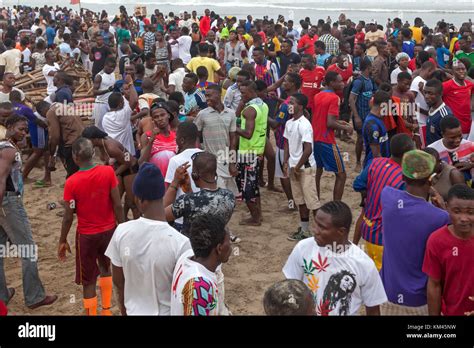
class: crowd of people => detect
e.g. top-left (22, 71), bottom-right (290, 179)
top-left (0, 5), bottom-right (473, 316)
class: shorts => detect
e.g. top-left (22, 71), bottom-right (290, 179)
top-left (29, 124), bottom-right (48, 149)
top-left (381, 302), bottom-right (428, 316)
top-left (352, 114), bottom-right (366, 135)
top-left (313, 142), bottom-right (345, 173)
top-left (92, 102), bottom-right (110, 131)
top-left (289, 166), bottom-right (320, 210)
top-left (58, 145), bottom-right (80, 178)
top-left (275, 148), bottom-right (286, 179)
top-left (217, 175), bottom-right (238, 196)
top-left (236, 157), bottom-right (261, 203)
top-left (364, 241), bottom-right (383, 271)
top-left (75, 228), bottom-right (115, 286)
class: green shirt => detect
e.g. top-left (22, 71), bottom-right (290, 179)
top-left (117, 28), bottom-right (131, 45)
top-left (239, 98), bottom-right (268, 156)
top-left (455, 51), bottom-right (474, 66)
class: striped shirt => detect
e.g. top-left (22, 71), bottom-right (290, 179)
top-left (319, 34), bottom-right (340, 56)
top-left (358, 157), bottom-right (405, 245)
top-left (254, 59), bottom-right (279, 88)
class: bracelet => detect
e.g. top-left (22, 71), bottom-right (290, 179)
top-left (170, 185), bottom-right (178, 191)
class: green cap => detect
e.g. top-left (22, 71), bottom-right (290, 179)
top-left (402, 149), bottom-right (436, 180)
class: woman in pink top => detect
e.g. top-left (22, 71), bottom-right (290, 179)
top-left (139, 102), bottom-right (177, 176)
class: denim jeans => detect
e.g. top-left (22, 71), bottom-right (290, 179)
top-left (0, 195), bottom-right (46, 306)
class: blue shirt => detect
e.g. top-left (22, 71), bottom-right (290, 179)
top-left (54, 86), bottom-right (73, 104)
top-left (436, 46), bottom-right (451, 68)
top-left (351, 75), bottom-right (376, 121)
top-left (426, 103), bottom-right (453, 146)
top-left (275, 97), bottom-right (291, 150)
top-left (402, 41), bottom-right (415, 59)
top-left (46, 26), bottom-right (56, 45)
top-left (362, 113), bottom-right (390, 167)
top-left (316, 53), bottom-right (331, 67)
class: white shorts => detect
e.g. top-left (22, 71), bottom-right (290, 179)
top-left (275, 148), bottom-right (287, 179)
top-left (93, 103), bottom-right (110, 130)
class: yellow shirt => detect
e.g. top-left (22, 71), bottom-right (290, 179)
top-left (449, 37), bottom-right (459, 53)
top-left (410, 26), bottom-right (422, 44)
top-left (186, 56), bottom-right (221, 82)
top-left (272, 37), bottom-right (281, 52)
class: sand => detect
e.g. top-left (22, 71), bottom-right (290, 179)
top-left (5, 139), bottom-right (360, 315)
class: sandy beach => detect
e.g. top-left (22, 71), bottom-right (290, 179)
top-left (5, 138), bottom-right (360, 316)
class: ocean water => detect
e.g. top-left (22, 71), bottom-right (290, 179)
top-left (2, 0), bottom-right (474, 27)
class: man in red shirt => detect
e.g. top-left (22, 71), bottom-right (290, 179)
top-left (299, 54), bottom-right (325, 115)
top-left (442, 61), bottom-right (474, 137)
top-left (327, 54), bottom-right (354, 141)
top-left (354, 21), bottom-right (365, 45)
top-left (423, 184), bottom-right (474, 316)
top-left (297, 26), bottom-right (318, 56)
top-left (327, 54), bottom-right (354, 96)
top-left (312, 71), bottom-right (353, 201)
top-left (199, 9), bottom-right (211, 38)
top-left (59, 138), bottom-right (125, 316)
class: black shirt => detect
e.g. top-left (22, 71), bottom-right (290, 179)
top-left (275, 51), bottom-right (301, 75)
top-left (91, 45), bottom-right (111, 77)
top-left (342, 27), bottom-right (357, 50)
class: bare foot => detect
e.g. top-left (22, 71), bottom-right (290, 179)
top-left (239, 217), bottom-right (261, 226)
top-left (354, 162), bottom-right (362, 172)
top-left (267, 185), bottom-right (283, 193)
top-left (259, 180), bottom-right (267, 188)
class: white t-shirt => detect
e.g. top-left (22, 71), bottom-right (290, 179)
top-left (428, 138), bottom-right (474, 168)
top-left (169, 39), bottom-right (179, 60)
top-left (283, 238), bottom-right (387, 316)
top-left (105, 217), bottom-right (191, 315)
top-left (283, 115), bottom-right (316, 168)
top-left (410, 75), bottom-right (428, 125)
top-left (177, 36), bottom-right (192, 64)
top-left (168, 67), bottom-right (186, 94)
top-left (102, 98), bottom-right (136, 154)
top-left (0, 49), bottom-right (22, 77)
top-left (42, 63), bottom-right (60, 95)
top-left (390, 67), bottom-right (412, 85)
top-left (0, 87), bottom-right (25, 103)
top-left (165, 148), bottom-right (202, 224)
top-left (170, 249), bottom-right (220, 315)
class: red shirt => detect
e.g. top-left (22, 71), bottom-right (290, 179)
top-left (258, 31), bottom-right (267, 43)
top-left (408, 57), bottom-right (437, 71)
top-left (299, 66), bottom-right (325, 111)
top-left (422, 225), bottom-right (474, 316)
top-left (312, 90), bottom-right (340, 144)
top-left (355, 31), bottom-right (365, 44)
top-left (297, 34), bottom-right (319, 56)
top-left (63, 165), bottom-right (118, 235)
top-left (442, 79), bottom-right (474, 134)
top-left (327, 63), bottom-right (353, 98)
top-left (199, 15), bottom-right (211, 37)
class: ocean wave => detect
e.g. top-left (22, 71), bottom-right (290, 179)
top-left (81, 1), bottom-right (474, 13)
